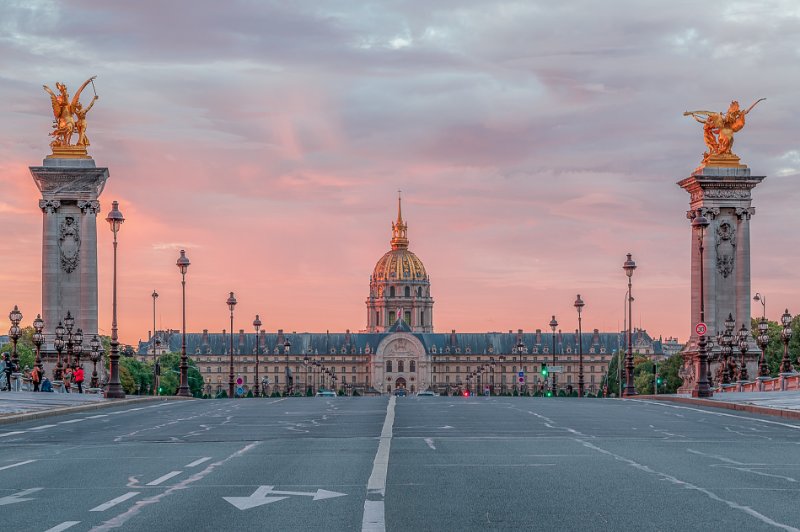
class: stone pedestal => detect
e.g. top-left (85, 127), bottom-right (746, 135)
top-left (677, 166), bottom-right (764, 393)
top-left (29, 158), bottom-right (109, 352)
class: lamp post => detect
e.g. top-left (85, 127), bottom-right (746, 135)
top-left (622, 253), bottom-right (637, 396)
top-left (780, 309), bottom-right (793, 374)
top-left (176, 250), bottom-right (191, 397)
top-left (718, 313), bottom-right (736, 385)
top-left (226, 292), bottom-right (237, 398)
top-left (549, 315), bottom-right (558, 396)
top-left (54, 321), bottom-right (65, 382)
top-left (253, 315), bottom-right (262, 397)
top-left (89, 335), bottom-right (101, 388)
top-left (8, 305), bottom-right (22, 369)
top-left (690, 214), bottom-right (712, 397)
top-left (151, 290), bottom-right (159, 357)
top-left (303, 354), bottom-right (310, 396)
top-left (756, 318), bottom-right (770, 378)
top-left (737, 325), bottom-right (749, 382)
top-left (753, 293), bottom-right (766, 320)
top-left (284, 339), bottom-right (291, 395)
top-left (574, 294), bottom-right (585, 397)
top-left (32, 315), bottom-right (44, 377)
top-left (63, 311), bottom-right (75, 369)
top-left (104, 200), bottom-right (125, 398)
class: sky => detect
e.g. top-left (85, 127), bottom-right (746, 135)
top-left (1, 0), bottom-right (799, 346)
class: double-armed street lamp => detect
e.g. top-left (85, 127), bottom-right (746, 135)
top-left (574, 294), bottom-right (585, 397)
top-left (226, 292), bottom-right (237, 398)
top-left (104, 200), bottom-right (125, 398)
top-left (549, 315), bottom-right (558, 395)
top-left (622, 253), bottom-right (638, 397)
top-left (253, 314), bottom-right (262, 397)
top-left (176, 250), bottom-right (191, 397)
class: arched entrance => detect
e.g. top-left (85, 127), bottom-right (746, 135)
top-left (395, 377), bottom-right (407, 390)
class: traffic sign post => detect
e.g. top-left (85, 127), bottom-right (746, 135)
top-left (695, 322), bottom-right (707, 336)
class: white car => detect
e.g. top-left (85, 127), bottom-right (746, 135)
top-left (417, 390), bottom-right (438, 397)
top-left (315, 390), bottom-right (336, 397)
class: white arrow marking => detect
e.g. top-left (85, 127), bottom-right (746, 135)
top-left (0, 487), bottom-right (42, 506)
top-left (224, 486), bottom-right (288, 510)
top-left (223, 485), bottom-right (347, 510)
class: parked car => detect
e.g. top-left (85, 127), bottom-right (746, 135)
top-left (417, 390), bottom-right (438, 396)
top-left (315, 390), bottom-right (336, 397)
top-left (393, 388), bottom-right (407, 397)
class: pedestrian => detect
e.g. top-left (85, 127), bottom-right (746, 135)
top-left (41, 377), bottom-right (53, 393)
top-left (74, 365), bottom-right (85, 394)
top-left (63, 367), bottom-right (72, 393)
top-left (30, 366), bottom-right (41, 392)
top-left (2, 354), bottom-right (12, 391)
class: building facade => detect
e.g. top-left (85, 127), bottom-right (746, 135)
top-left (138, 197), bottom-right (665, 396)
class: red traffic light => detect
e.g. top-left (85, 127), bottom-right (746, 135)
top-left (463, 390), bottom-right (469, 397)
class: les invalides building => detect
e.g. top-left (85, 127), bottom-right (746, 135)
top-left (140, 196), bottom-right (665, 396)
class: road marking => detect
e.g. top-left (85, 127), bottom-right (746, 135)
top-left (90, 492), bottom-right (140, 511)
top-left (223, 486), bottom-right (345, 510)
top-left (28, 424), bottom-right (56, 431)
top-left (59, 419), bottom-right (84, 424)
top-left (579, 439), bottom-right (800, 532)
top-left (146, 471), bottom-right (182, 486)
top-left (90, 442), bottom-right (260, 532)
top-left (0, 487), bottom-right (42, 506)
top-left (0, 459), bottom-right (36, 471)
top-left (424, 438), bottom-right (436, 450)
top-left (185, 457), bottom-right (212, 468)
top-left (635, 400), bottom-right (800, 430)
top-left (361, 396), bottom-right (395, 532)
top-left (0, 431), bottom-right (25, 437)
top-left (44, 521), bottom-right (80, 532)
top-left (86, 414), bottom-right (109, 419)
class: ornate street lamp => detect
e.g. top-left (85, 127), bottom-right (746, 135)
top-left (574, 294), bottom-right (585, 397)
top-left (753, 292), bottom-right (766, 320)
top-left (253, 314), bottom-right (262, 397)
top-left (549, 315), bottom-right (558, 396)
top-left (284, 339), bottom-right (291, 394)
top-left (690, 214), bottom-right (712, 397)
top-left (104, 200), bottom-right (125, 398)
top-left (73, 327), bottom-right (84, 371)
top-left (63, 311), bottom-right (76, 369)
top-left (718, 313), bottom-right (736, 385)
top-left (757, 317), bottom-right (770, 377)
top-left (32, 314), bottom-right (45, 377)
top-left (89, 335), bottom-right (101, 388)
top-left (54, 321), bottom-right (65, 382)
top-left (8, 305), bottom-right (22, 369)
top-left (737, 325), bottom-right (749, 382)
top-left (622, 253), bottom-right (637, 397)
top-left (303, 353), bottom-right (310, 396)
top-left (151, 290), bottom-right (159, 357)
top-left (177, 250), bottom-right (191, 397)
top-left (780, 309), bottom-right (793, 374)
top-left (226, 292), bottom-right (237, 398)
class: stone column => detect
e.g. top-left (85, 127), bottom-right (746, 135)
top-left (677, 167), bottom-right (764, 393)
top-left (30, 159), bottom-right (109, 353)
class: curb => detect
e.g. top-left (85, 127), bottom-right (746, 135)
top-left (0, 396), bottom-right (194, 426)
top-left (635, 394), bottom-right (800, 421)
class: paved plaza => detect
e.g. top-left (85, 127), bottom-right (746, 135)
top-left (0, 397), bottom-right (799, 531)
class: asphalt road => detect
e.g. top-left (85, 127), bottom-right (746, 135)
top-left (1, 396), bottom-right (799, 531)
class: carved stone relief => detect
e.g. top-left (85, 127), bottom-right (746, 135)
top-left (59, 216), bottom-right (80, 273)
top-left (78, 200), bottom-right (101, 215)
top-left (715, 221), bottom-right (736, 278)
top-left (39, 199), bottom-right (61, 214)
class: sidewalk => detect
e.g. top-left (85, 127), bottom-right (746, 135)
top-left (0, 391), bottom-right (187, 425)
top-left (636, 391), bottom-right (800, 421)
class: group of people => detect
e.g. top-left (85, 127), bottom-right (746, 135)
top-left (2, 353), bottom-right (84, 393)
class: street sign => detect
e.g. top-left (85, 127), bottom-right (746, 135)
top-left (224, 485), bottom-right (346, 510)
top-left (236, 377), bottom-right (243, 385)
top-left (236, 387), bottom-right (244, 396)
top-left (695, 322), bottom-right (707, 336)
top-left (517, 371), bottom-right (524, 377)
top-left (549, 366), bottom-right (564, 373)
top-left (518, 377), bottom-right (524, 384)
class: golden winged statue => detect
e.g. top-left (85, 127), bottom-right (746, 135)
top-left (684, 98), bottom-right (765, 168)
top-left (42, 76), bottom-right (99, 158)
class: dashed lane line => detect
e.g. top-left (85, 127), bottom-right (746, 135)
top-left (44, 521), bottom-right (81, 532)
top-left (185, 457), bottom-right (212, 468)
top-left (29, 424), bottom-right (57, 431)
top-left (0, 431), bottom-right (26, 437)
top-left (146, 471), bottom-right (182, 486)
top-left (90, 492), bottom-right (140, 512)
top-left (0, 459), bottom-right (36, 471)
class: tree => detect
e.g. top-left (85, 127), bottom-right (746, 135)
top-left (155, 352), bottom-right (203, 396)
top-left (120, 357), bottom-right (153, 395)
top-left (1, 326), bottom-right (36, 371)
top-left (658, 354), bottom-right (683, 394)
top-left (751, 316), bottom-right (800, 377)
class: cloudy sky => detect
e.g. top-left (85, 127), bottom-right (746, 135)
top-left (1, 0), bottom-right (798, 345)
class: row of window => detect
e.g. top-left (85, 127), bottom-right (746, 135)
top-left (429, 375), bottom-right (599, 384)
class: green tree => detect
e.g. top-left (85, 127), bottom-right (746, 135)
top-left (658, 354), bottom-right (683, 394)
top-left (120, 357), bottom-right (153, 395)
top-left (751, 316), bottom-right (800, 377)
top-left (1, 326), bottom-right (36, 370)
top-left (155, 352), bottom-right (203, 396)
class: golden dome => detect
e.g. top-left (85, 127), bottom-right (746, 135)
top-left (373, 248), bottom-right (428, 282)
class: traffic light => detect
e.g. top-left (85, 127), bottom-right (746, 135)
top-left (656, 374), bottom-right (663, 385)
top-left (463, 390), bottom-right (469, 397)
top-left (541, 364), bottom-right (548, 377)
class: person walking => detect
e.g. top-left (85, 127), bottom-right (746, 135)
top-left (30, 366), bottom-right (41, 392)
top-left (74, 365), bottom-right (85, 394)
top-left (2, 354), bottom-right (13, 391)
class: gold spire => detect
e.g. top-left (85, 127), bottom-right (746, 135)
top-left (391, 191), bottom-right (409, 250)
